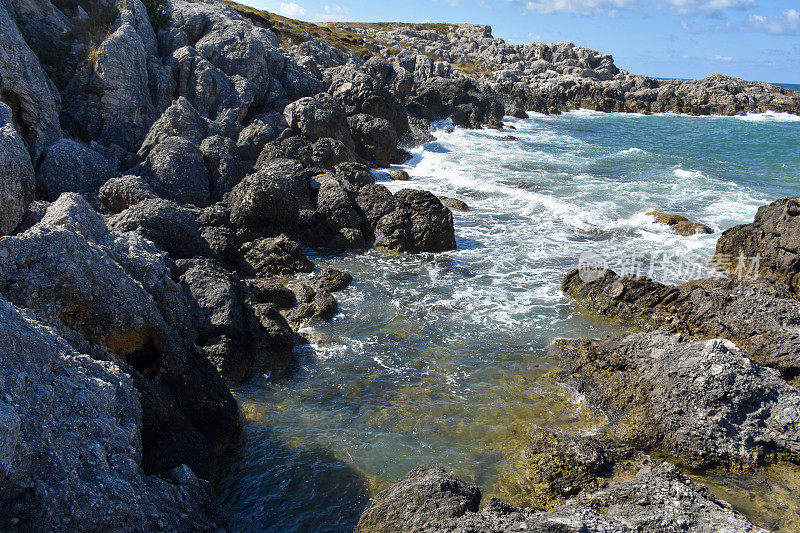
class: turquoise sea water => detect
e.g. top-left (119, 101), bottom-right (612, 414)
top-left (217, 109), bottom-right (800, 532)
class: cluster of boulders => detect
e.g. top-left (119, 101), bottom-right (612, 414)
top-left (342, 22), bottom-right (800, 116)
top-left (0, 0), bottom-right (473, 527)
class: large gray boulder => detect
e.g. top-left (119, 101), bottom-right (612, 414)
top-left (200, 134), bottom-right (244, 201)
top-left (36, 139), bottom-right (115, 201)
top-left (0, 296), bottom-right (224, 531)
top-left (178, 258), bottom-right (296, 384)
top-left (0, 4), bottom-right (61, 159)
top-left (226, 164), bottom-right (309, 243)
top-left (108, 198), bottom-right (210, 259)
top-left (0, 105), bottom-right (34, 234)
top-left (236, 112), bottom-right (287, 161)
top-left (141, 136), bottom-right (211, 207)
top-left (98, 175), bottom-right (158, 214)
top-left (346, 113), bottom-right (399, 167)
top-left (61, 10), bottom-right (156, 151)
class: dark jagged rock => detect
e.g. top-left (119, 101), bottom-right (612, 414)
top-left (226, 164), bottom-right (307, 243)
top-left (286, 285), bottom-right (339, 322)
top-left (646, 211), bottom-right (713, 236)
top-left (333, 162), bottom-right (376, 189)
top-left (109, 198), bottom-right (210, 259)
top-left (715, 196), bottom-right (800, 294)
top-left (313, 268), bottom-right (353, 293)
top-left (138, 96), bottom-right (207, 158)
top-left (562, 268), bottom-right (800, 382)
top-left (374, 189), bottom-right (457, 252)
top-left (36, 139), bottom-right (115, 201)
top-left (98, 175), bottom-right (158, 214)
top-left (0, 105), bottom-right (35, 234)
top-left (199, 134), bottom-right (245, 201)
top-left (178, 258), bottom-right (295, 384)
top-left (347, 113), bottom-right (403, 167)
top-left (237, 112), bottom-right (288, 161)
top-left (411, 77), bottom-right (505, 129)
top-left (556, 332), bottom-right (800, 470)
top-left (138, 136), bottom-right (211, 207)
top-left (239, 234), bottom-right (314, 277)
top-left (244, 279), bottom-right (297, 308)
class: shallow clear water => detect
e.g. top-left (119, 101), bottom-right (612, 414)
top-left (217, 110), bottom-right (800, 532)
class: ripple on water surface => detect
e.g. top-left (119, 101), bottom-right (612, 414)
top-left (217, 110), bottom-right (800, 532)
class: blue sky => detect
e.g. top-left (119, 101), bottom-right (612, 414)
top-left (244, 0), bottom-right (800, 82)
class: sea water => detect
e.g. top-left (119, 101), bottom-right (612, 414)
top-left (217, 109), bottom-right (800, 532)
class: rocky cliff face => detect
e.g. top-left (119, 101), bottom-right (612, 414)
top-left (339, 22), bottom-right (800, 116)
top-left (0, 0), bottom-right (797, 528)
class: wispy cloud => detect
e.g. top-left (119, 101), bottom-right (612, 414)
top-left (279, 2), bottom-right (306, 17)
top-left (523, 0), bottom-right (638, 16)
top-left (314, 4), bottom-right (350, 22)
top-left (713, 54), bottom-right (733, 61)
top-left (749, 9), bottom-right (800, 35)
top-left (663, 0), bottom-right (753, 16)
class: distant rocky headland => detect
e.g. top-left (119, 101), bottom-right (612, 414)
top-left (1, 0), bottom-right (799, 530)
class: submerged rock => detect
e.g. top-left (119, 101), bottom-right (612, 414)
top-left (646, 211), bottom-right (713, 236)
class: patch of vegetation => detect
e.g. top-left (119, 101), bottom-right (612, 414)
top-left (223, 0), bottom-right (374, 59)
top-left (143, 0), bottom-right (170, 29)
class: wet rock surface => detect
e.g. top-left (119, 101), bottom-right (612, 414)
top-left (562, 268), bottom-right (800, 382)
top-left (556, 332), bottom-right (800, 470)
top-left (355, 454), bottom-right (763, 533)
top-left (715, 196), bottom-right (800, 294)
top-left (646, 211), bottom-right (713, 236)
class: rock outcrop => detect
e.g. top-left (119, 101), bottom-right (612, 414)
top-left (562, 268), bottom-right (800, 382)
top-left (0, 296), bottom-right (225, 531)
top-left (715, 196), bottom-right (800, 294)
top-left (556, 332), bottom-right (800, 470)
top-left (355, 457), bottom-right (762, 533)
top-left (0, 194), bottom-right (237, 481)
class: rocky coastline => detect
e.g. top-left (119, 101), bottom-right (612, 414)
top-left (1, 0), bottom-right (799, 530)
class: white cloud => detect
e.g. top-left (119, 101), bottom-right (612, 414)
top-left (749, 9), bottom-right (800, 35)
top-left (314, 4), bottom-right (350, 21)
top-left (713, 54), bottom-right (733, 61)
top-left (279, 2), bottom-right (306, 18)
top-left (524, 0), bottom-right (638, 16)
top-left (664, 0), bottom-right (753, 15)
